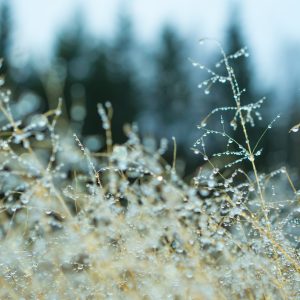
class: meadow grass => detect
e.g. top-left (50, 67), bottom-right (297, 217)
top-left (0, 42), bottom-right (299, 299)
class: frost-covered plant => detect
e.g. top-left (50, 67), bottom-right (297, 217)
top-left (0, 42), bottom-right (299, 300)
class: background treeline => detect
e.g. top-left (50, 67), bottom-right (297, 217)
top-left (0, 1), bottom-right (299, 176)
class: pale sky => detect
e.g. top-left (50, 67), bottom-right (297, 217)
top-left (8, 0), bottom-right (300, 93)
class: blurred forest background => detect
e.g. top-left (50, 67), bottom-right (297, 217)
top-left (0, 1), bottom-right (300, 176)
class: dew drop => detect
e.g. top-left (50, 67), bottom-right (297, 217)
top-left (248, 155), bottom-right (255, 162)
top-left (157, 175), bottom-right (163, 181)
top-left (290, 126), bottom-right (299, 133)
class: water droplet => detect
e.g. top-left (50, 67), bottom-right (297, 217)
top-left (213, 168), bottom-right (219, 174)
top-left (230, 119), bottom-right (237, 129)
top-left (30, 114), bottom-right (48, 129)
top-left (248, 155), bottom-right (255, 162)
top-left (157, 175), bottom-right (163, 181)
top-left (21, 197), bottom-right (29, 204)
top-left (35, 133), bottom-right (45, 141)
top-left (255, 149), bottom-right (262, 156)
top-left (272, 185), bottom-right (276, 196)
top-left (200, 121), bottom-right (207, 127)
top-left (290, 126), bottom-right (299, 133)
